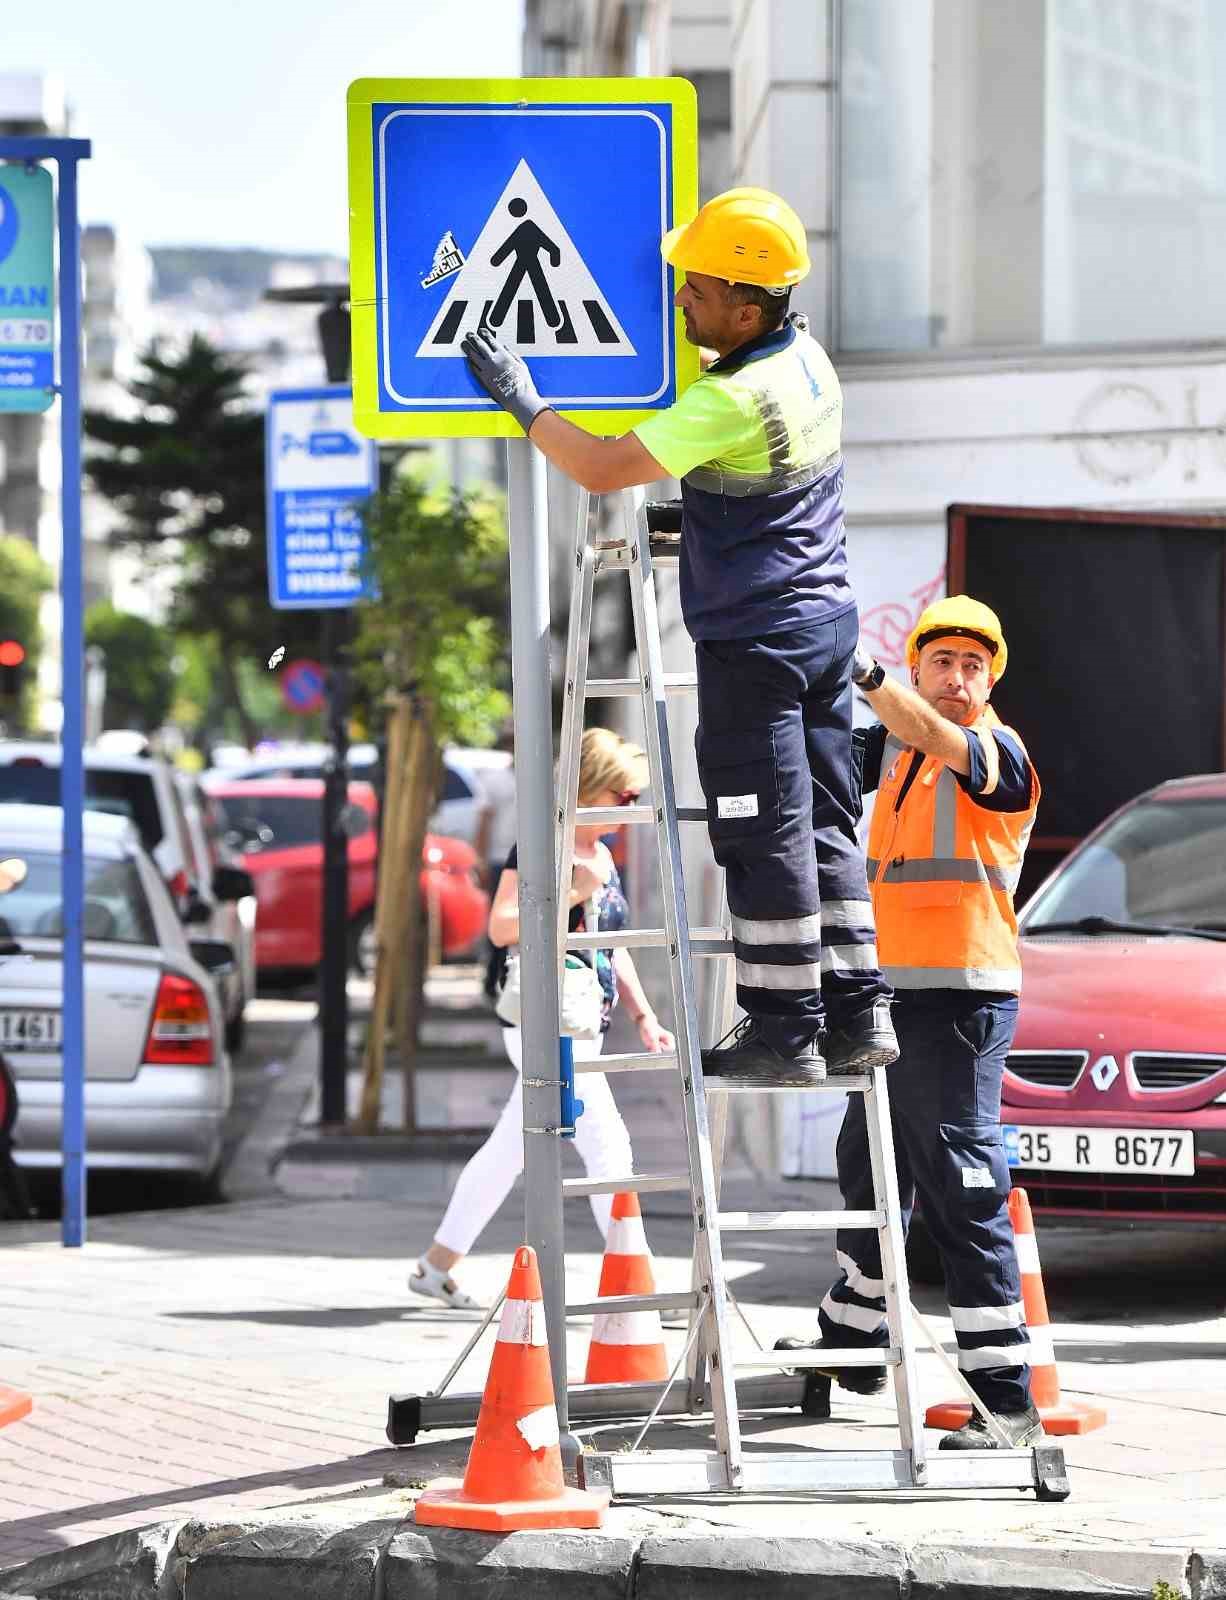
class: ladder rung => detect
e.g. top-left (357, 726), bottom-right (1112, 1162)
top-left (562, 1172), bottom-right (691, 1198)
top-left (566, 926), bottom-right (729, 951)
top-left (585, 673), bottom-right (696, 698)
top-left (566, 1290), bottom-right (700, 1317)
top-left (734, 1347), bottom-right (899, 1370)
top-left (717, 1210), bottom-right (881, 1231)
top-left (578, 804), bottom-right (654, 826)
top-left (576, 1051), bottom-right (678, 1075)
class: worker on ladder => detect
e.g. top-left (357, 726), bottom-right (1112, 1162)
top-left (779, 596), bottom-right (1044, 1450)
top-left (464, 187), bottom-right (897, 1087)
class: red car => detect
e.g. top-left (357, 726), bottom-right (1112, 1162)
top-left (204, 779), bottom-right (488, 974)
top-left (1004, 772), bottom-right (1226, 1224)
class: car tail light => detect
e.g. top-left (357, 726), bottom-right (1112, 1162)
top-left (167, 868), bottom-right (189, 902)
top-left (143, 972), bottom-right (214, 1065)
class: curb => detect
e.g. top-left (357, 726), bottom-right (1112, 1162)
top-left (5, 1516), bottom-right (1223, 1600)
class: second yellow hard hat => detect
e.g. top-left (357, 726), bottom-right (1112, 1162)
top-left (661, 187), bottom-right (811, 290)
top-left (906, 595), bottom-right (1009, 680)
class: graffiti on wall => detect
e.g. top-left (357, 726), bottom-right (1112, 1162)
top-left (857, 568), bottom-right (946, 667)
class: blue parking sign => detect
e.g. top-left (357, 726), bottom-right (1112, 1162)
top-left (347, 77), bottom-right (699, 439)
top-left (265, 387), bottom-right (378, 610)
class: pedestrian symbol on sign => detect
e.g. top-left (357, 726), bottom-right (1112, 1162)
top-left (418, 159), bottom-right (635, 359)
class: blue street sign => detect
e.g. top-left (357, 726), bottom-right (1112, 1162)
top-left (0, 163), bottom-right (55, 413)
top-left (265, 386), bottom-right (379, 610)
top-left (347, 77), bottom-right (698, 439)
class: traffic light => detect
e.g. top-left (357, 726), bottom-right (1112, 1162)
top-left (0, 640), bottom-right (26, 701)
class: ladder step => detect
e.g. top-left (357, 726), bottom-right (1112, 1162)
top-left (585, 673), bottom-right (696, 699)
top-left (566, 927), bottom-right (729, 951)
top-left (575, 1051), bottom-right (678, 1075)
top-left (704, 1076), bottom-right (868, 1094)
top-left (734, 1346), bottom-right (899, 1371)
top-left (566, 1289), bottom-right (700, 1317)
top-left (717, 1210), bottom-right (881, 1231)
top-left (562, 1172), bottom-right (692, 1198)
top-left (574, 804), bottom-right (706, 824)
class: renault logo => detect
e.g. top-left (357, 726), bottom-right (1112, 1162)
top-left (1090, 1054), bottom-right (1120, 1091)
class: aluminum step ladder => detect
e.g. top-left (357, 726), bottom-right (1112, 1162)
top-left (387, 486), bottom-right (1069, 1504)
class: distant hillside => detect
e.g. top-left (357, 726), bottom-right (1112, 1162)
top-left (150, 246), bottom-right (343, 302)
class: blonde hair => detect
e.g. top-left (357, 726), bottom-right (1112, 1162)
top-left (577, 727), bottom-right (649, 805)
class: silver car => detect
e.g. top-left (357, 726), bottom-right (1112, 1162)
top-left (175, 773), bottom-right (257, 1051)
top-left (0, 803), bottom-right (233, 1195)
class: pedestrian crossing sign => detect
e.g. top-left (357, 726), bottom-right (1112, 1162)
top-left (347, 77), bottom-right (699, 439)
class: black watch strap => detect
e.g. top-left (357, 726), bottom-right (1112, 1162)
top-left (855, 660), bottom-right (886, 691)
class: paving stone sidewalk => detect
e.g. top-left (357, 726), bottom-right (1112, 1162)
top-left (2, 977), bottom-right (1225, 1596)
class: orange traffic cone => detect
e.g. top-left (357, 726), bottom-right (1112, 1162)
top-left (584, 1192), bottom-right (669, 1384)
top-left (0, 1385), bottom-right (31, 1429)
top-left (925, 1187), bottom-right (1107, 1436)
top-left (414, 1245), bottom-right (608, 1531)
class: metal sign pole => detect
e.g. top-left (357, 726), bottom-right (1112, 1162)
top-left (505, 441), bottom-right (568, 1427)
top-left (0, 136), bottom-right (93, 1246)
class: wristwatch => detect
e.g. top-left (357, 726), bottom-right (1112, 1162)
top-left (853, 657), bottom-right (886, 692)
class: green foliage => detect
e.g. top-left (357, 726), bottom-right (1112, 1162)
top-left (83, 335), bottom-right (318, 736)
top-left (0, 536), bottom-right (53, 731)
top-left (84, 603), bottom-right (175, 733)
top-left (1151, 1584), bottom-right (1182, 1600)
top-left (354, 476), bottom-right (510, 747)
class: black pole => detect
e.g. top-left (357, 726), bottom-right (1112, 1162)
top-left (319, 609), bottom-right (351, 1126)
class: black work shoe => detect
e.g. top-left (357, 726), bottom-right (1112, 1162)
top-left (825, 998), bottom-right (900, 1073)
top-left (700, 1017), bottom-right (826, 1086)
top-left (938, 1404), bottom-right (1043, 1451)
top-left (773, 1336), bottom-right (888, 1395)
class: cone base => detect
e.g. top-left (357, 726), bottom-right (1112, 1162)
top-left (414, 1479), bottom-right (609, 1532)
top-left (0, 1386), bottom-right (32, 1429)
top-left (925, 1399), bottom-right (1107, 1436)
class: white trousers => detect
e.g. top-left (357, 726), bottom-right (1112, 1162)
top-left (432, 1027), bottom-right (634, 1256)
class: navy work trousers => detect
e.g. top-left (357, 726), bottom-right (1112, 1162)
top-left (695, 609), bottom-right (890, 1050)
top-left (819, 993), bottom-right (1033, 1413)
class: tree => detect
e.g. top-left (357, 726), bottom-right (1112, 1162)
top-left (0, 537), bottom-right (53, 734)
top-left (83, 603), bottom-right (175, 733)
top-left (353, 476), bottom-right (510, 1132)
top-left (83, 336), bottom-right (318, 743)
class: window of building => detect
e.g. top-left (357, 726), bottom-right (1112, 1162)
top-left (837, 0), bottom-right (1226, 352)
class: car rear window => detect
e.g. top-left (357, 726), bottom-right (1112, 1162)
top-left (0, 852), bottom-right (157, 945)
top-left (441, 765), bottom-right (474, 802)
top-left (212, 793), bottom-right (373, 849)
top-left (0, 765), bottom-right (164, 852)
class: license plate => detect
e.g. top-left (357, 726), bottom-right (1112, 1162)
top-left (0, 1009), bottom-right (62, 1051)
top-left (1003, 1124), bottom-right (1195, 1177)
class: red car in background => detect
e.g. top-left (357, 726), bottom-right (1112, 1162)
top-left (1005, 772), bottom-right (1226, 1224)
top-left (204, 779), bottom-right (488, 975)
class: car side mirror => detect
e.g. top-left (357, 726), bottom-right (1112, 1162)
top-left (182, 893), bottom-right (214, 926)
top-left (189, 939), bottom-right (236, 978)
top-left (212, 864), bottom-right (255, 902)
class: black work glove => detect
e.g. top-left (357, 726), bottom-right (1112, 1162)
top-left (462, 327), bottom-right (552, 434)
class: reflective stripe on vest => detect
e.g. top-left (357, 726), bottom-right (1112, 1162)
top-left (866, 710), bottom-right (1038, 993)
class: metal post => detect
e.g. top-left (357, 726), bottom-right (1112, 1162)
top-left (320, 608), bottom-right (351, 1126)
top-left (55, 147), bottom-right (88, 1247)
top-left (505, 441), bottom-right (567, 1426)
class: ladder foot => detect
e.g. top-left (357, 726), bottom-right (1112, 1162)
top-left (801, 1372), bottom-right (833, 1420)
top-left (1033, 1445), bottom-right (1072, 1501)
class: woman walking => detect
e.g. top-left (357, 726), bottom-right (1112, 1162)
top-left (410, 728), bottom-right (673, 1308)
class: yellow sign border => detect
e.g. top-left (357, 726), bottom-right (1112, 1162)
top-left (347, 76), bottom-right (699, 440)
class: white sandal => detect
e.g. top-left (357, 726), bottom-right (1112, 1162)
top-left (408, 1262), bottom-right (483, 1311)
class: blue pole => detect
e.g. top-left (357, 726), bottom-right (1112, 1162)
top-left (56, 151), bottom-right (87, 1248)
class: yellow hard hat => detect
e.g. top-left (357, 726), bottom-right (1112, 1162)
top-left (905, 595), bottom-right (1008, 680)
top-left (661, 186), bottom-right (811, 290)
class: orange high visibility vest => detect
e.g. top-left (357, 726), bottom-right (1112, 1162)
top-left (866, 706), bottom-right (1039, 992)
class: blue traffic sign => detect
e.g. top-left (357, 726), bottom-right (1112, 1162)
top-left (265, 386), bottom-right (379, 610)
top-left (347, 77), bottom-right (699, 439)
top-left (0, 164), bottom-right (55, 413)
